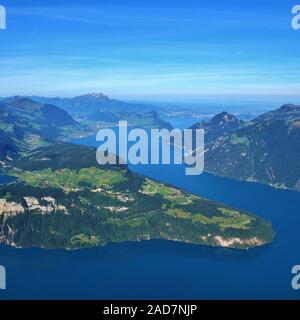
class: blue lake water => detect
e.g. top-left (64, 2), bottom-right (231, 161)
top-left (0, 175), bottom-right (17, 185)
top-left (1, 132), bottom-right (300, 299)
top-left (162, 116), bottom-right (203, 130)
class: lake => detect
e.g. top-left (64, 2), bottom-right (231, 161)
top-left (0, 175), bottom-right (17, 185)
top-left (0, 131), bottom-right (300, 299)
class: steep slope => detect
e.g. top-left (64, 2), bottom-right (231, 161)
top-left (0, 129), bottom-right (18, 160)
top-left (204, 104), bottom-right (300, 190)
top-left (0, 97), bottom-right (86, 159)
top-left (0, 143), bottom-right (274, 250)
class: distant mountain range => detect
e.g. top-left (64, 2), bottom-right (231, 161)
top-left (0, 94), bottom-right (172, 160)
top-left (0, 97), bottom-right (86, 160)
top-left (27, 93), bottom-right (154, 115)
top-left (21, 93), bottom-right (172, 129)
top-left (192, 104), bottom-right (300, 191)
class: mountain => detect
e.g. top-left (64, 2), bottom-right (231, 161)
top-left (25, 93), bottom-right (172, 129)
top-left (0, 97), bottom-right (86, 160)
top-left (191, 112), bottom-right (244, 143)
top-left (203, 104), bottom-right (300, 191)
top-left (29, 93), bottom-right (154, 115)
top-left (0, 143), bottom-right (274, 250)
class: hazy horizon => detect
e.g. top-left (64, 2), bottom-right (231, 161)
top-left (1, 0), bottom-right (300, 99)
top-left (1, 92), bottom-right (299, 111)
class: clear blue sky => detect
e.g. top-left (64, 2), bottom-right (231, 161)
top-left (0, 0), bottom-right (300, 102)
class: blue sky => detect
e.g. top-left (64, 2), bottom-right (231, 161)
top-left (0, 0), bottom-right (300, 102)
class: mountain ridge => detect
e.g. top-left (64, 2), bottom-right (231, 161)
top-left (200, 104), bottom-right (300, 191)
top-left (5, 93), bottom-right (172, 129)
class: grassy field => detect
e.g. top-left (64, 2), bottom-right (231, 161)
top-left (12, 167), bottom-right (128, 191)
top-left (141, 179), bottom-right (197, 205)
top-left (166, 207), bottom-right (252, 231)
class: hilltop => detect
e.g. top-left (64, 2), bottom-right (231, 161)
top-left (191, 112), bottom-right (244, 143)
